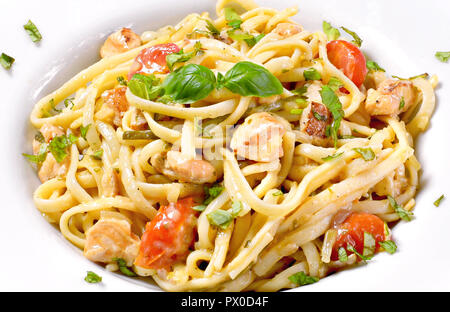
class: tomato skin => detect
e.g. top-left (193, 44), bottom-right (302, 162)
top-left (326, 40), bottom-right (368, 88)
top-left (331, 212), bottom-right (385, 261)
top-left (134, 197), bottom-right (196, 270)
top-left (128, 43), bottom-right (180, 79)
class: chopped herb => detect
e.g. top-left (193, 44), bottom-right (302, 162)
top-left (290, 108), bottom-right (304, 115)
top-left (272, 190), bottom-right (283, 196)
top-left (399, 96), bottom-right (405, 110)
top-left (319, 85), bottom-right (344, 147)
top-left (347, 243), bottom-right (372, 261)
top-left (366, 60), bottom-right (385, 72)
top-left (166, 41), bottom-right (203, 71)
top-left (224, 7), bottom-right (242, 29)
top-left (292, 86), bottom-right (308, 96)
top-left (122, 130), bottom-right (157, 140)
top-left (112, 258), bottom-right (137, 277)
top-left (338, 247), bottom-right (348, 262)
top-left (193, 205), bottom-right (207, 212)
top-left (80, 124), bottom-right (90, 140)
top-left (64, 98), bottom-right (75, 109)
top-left (388, 195), bottom-right (413, 221)
top-left (435, 51), bottom-right (450, 63)
top-left (117, 76), bottom-right (128, 86)
top-left (204, 184), bottom-right (224, 205)
top-left (363, 232), bottom-right (376, 257)
top-left (48, 134), bottom-right (78, 163)
top-left (303, 68), bottom-right (321, 81)
top-left (328, 77), bottom-right (343, 91)
top-left (295, 97), bottom-right (307, 106)
top-left (201, 18), bottom-right (220, 36)
top-left (230, 201), bottom-right (242, 217)
top-left (244, 33), bottom-right (265, 47)
top-left (91, 149), bottom-right (103, 160)
top-left (288, 271), bottom-right (319, 286)
top-left (434, 194), bottom-right (445, 207)
top-left (35, 131), bottom-right (45, 143)
top-left (341, 26), bottom-right (362, 47)
top-left (312, 109), bottom-right (327, 121)
top-left (22, 143), bottom-right (48, 164)
top-left (352, 147), bottom-right (375, 161)
top-left (128, 74), bottom-right (163, 101)
top-left (49, 98), bottom-right (62, 114)
top-left (392, 73), bottom-right (429, 80)
top-left (23, 20), bottom-right (42, 43)
top-left (379, 240), bottom-right (397, 254)
top-left (0, 53), bottom-right (15, 70)
top-left (322, 21), bottom-right (340, 41)
top-left (207, 209), bottom-right (233, 230)
top-left (321, 152), bottom-right (343, 161)
top-left (84, 271), bottom-right (102, 283)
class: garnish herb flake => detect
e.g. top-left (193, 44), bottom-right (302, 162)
top-left (434, 194), bottom-right (445, 207)
top-left (80, 124), bottom-right (91, 140)
top-left (48, 134), bottom-right (78, 163)
top-left (322, 21), bottom-right (340, 41)
top-left (117, 76), bottom-right (128, 86)
top-left (0, 53), bottom-right (15, 70)
top-left (23, 20), bottom-right (42, 43)
top-left (352, 147), bottom-right (375, 161)
top-left (303, 68), bottom-right (321, 81)
top-left (322, 152), bottom-right (343, 162)
top-left (84, 271), bottom-right (102, 283)
top-left (338, 247), bottom-right (348, 262)
top-left (341, 26), bottom-right (362, 47)
top-left (319, 85), bottom-right (344, 147)
top-left (224, 7), bottom-right (242, 30)
top-left (288, 271), bottom-right (319, 286)
top-left (388, 195), bottom-right (413, 221)
top-left (363, 232), bottom-right (376, 257)
top-left (435, 51), bottom-right (450, 63)
top-left (366, 60), bottom-right (385, 72)
top-left (128, 74), bottom-right (163, 101)
top-left (379, 240), bottom-right (397, 254)
top-left (166, 41), bottom-right (203, 71)
top-left (113, 258), bottom-right (137, 277)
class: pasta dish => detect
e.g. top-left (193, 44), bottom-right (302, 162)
top-left (24, 0), bottom-right (437, 291)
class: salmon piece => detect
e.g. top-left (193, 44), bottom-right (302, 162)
top-left (365, 79), bottom-right (416, 116)
top-left (230, 112), bottom-right (286, 162)
top-left (100, 28), bottom-right (141, 58)
top-left (272, 23), bottom-right (303, 38)
top-left (302, 102), bottom-right (332, 138)
top-left (102, 87), bottom-right (129, 127)
top-left (84, 218), bottom-right (140, 266)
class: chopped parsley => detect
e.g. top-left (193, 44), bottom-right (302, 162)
top-left (207, 200), bottom-right (242, 230)
top-left (347, 243), bottom-right (372, 261)
top-left (113, 258), bottom-right (136, 277)
top-left (338, 247), bottom-right (348, 262)
top-left (379, 240), bottom-right (397, 254)
top-left (166, 41), bottom-right (203, 71)
top-left (48, 134), bottom-right (78, 163)
top-left (434, 194), bottom-right (445, 207)
top-left (224, 7), bottom-right (242, 30)
top-left (319, 85), bottom-right (344, 147)
top-left (290, 108), bottom-right (304, 115)
top-left (23, 20), bottom-right (42, 43)
top-left (204, 184), bottom-right (225, 205)
top-left (388, 195), bottom-right (413, 221)
top-left (363, 232), bottom-right (376, 257)
top-left (399, 96), bottom-right (405, 110)
top-left (22, 143), bottom-right (48, 164)
top-left (303, 68), bottom-right (321, 81)
top-left (288, 271), bottom-right (319, 286)
top-left (117, 76), bottom-right (128, 86)
top-left (322, 21), bottom-right (340, 41)
top-left (193, 205), bottom-right (207, 212)
top-left (80, 124), bottom-right (91, 140)
top-left (327, 77), bottom-right (343, 91)
top-left (0, 53), bottom-right (15, 70)
top-left (352, 147), bottom-right (375, 161)
top-left (366, 60), bottom-right (385, 72)
top-left (84, 271), bottom-right (102, 283)
top-left (341, 26), bottom-right (362, 47)
top-left (90, 149), bottom-right (103, 160)
top-left (272, 190), bottom-right (283, 196)
top-left (435, 51), bottom-right (450, 63)
top-left (321, 152), bottom-right (343, 162)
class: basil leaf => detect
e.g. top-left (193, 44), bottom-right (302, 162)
top-left (435, 51), bottom-right (450, 63)
top-left (322, 21), bottom-right (340, 41)
top-left (321, 152), bottom-right (343, 162)
top-left (244, 33), bottom-right (265, 47)
top-left (207, 209), bottom-right (233, 230)
top-left (128, 74), bottom-right (162, 101)
top-left (162, 64), bottom-right (216, 104)
top-left (352, 147), bottom-right (375, 161)
top-left (48, 134), bottom-right (78, 163)
top-left (219, 61), bottom-right (283, 97)
top-left (388, 195), bottom-right (413, 221)
top-left (434, 194), bottom-right (445, 207)
top-left (347, 243), bottom-right (372, 261)
top-left (366, 60), bottom-right (385, 72)
top-left (203, 19), bottom-right (220, 36)
top-left (227, 29), bottom-right (254, 41)
top-left (166, 41), bottom-right (203, 71)
top-left (80, 124), bottom-right (91, 140)
top-left (23, 20), bottom-right (42, 43)
top-left (113, 258), bottom-right (136, 277)
top-left (84, 271), bottom-right (102, 283)
top-left (117, 76), bottom-right (128, 86)
top-left (35, 131), bottom-right (45, 143)
top-left (341, 26), bottom-right (362, 47)
top-left (363, 232), bottom-right (376, 257)
top-left (319, 85), bottom-right (344, 147)
top-left (288, 271), bottom-right (319, 286)
top-left (224, 7), bottom-right (242, 29)
top-left (338, 247), bottom-right (348, 262)
top-left (379, 240), bottom-right (397, 254)
top-left (303, 68), bottom-right (321, 81)
top-left (122, 130), bottom-right (157, 140)
top-left (0, 53), bottom-right (15, 70)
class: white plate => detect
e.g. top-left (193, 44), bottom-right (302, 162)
top-left (0, 0), bottom-right (449, 291)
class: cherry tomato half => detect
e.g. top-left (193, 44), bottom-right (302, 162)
top-left (331, 212), bottom-right (385, 261)
top-left (134, 197), bottom-right (196, 270)
top-left (326, 40), bottom-right (368, 88)
top-left (128, 43), bottom-right (180, 79)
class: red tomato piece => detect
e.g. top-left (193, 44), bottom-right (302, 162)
top-left (128, 43), bottom-right (180, 79)
top-left (326, 40), bottom-right (368, 88)
top-left (134, 197), bottom-right (197, 270)
top-left (331, 212), bottom-right (385, 261)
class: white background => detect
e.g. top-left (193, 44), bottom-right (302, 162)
top-left (0, 0), bottom-right (449, 291)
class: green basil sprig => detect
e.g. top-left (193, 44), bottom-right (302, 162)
top-left (217, 61), bottom-right (283, 97)
top-left (128, 74), bottom-right (163, 101)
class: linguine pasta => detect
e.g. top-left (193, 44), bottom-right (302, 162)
top-left (25, 0), bottom-right (436, 291)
